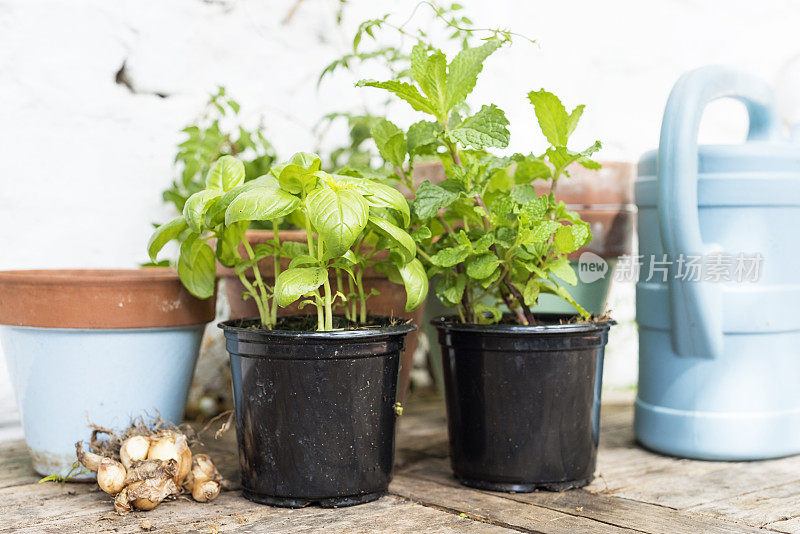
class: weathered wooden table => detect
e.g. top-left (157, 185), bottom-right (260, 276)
top-left (2, 392), bottom-right (799, 533)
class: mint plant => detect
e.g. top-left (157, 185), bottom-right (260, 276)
top-left (164, 86), bottom-right (276, 213)
top-left (148, 153), bottom-right (427, 331)
top-left (358, 38), bottom-right (601, 325)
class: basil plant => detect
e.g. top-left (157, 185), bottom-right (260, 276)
top-left (148, 153), bottom-right (427, 331)
top-left (359, 38), bottom-right (601, 325)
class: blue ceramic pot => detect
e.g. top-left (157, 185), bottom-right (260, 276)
top-left (0, 269), bottom-right (215, 477)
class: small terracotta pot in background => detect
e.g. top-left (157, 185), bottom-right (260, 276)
top-left (0, 268), bottom-right (215, 477)
top-left (217, 230), bottom-right (426, 403)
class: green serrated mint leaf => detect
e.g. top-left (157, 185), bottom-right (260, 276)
top-left (527, 89), bottom-right (570, 147)
top-left (371, 118), bottom-right (406, 167)
top-left (406, 120), bottom-right (442, 156)
top-left (550, 257), bottom-right (578, 286)
top-left (430, 245), bottom-right (470, 267)
top-left (466, 253), bottom-right (500, 279)
top-left (357, 79), bottom-right (435, 115)
top-left (450, 104), bottom-right (510, 149)
top-left (413, 181), bottom-right (460, 219)
top-left (411, 44), bottom-right (446, 114)
top-left (444, 40), bottom-right (502, 111)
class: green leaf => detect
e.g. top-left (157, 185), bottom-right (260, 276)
top-left (177, 238), bottom-right (216, 299)
top-left (216, 222), bottom-right (246, 268)
top-left (183, 189), bottom-right (222, 232)
top-left (411, 226), bottom-right (432, 242)
top-left (367, 216), bottom-right (416, 263)
top-left (521, 220), bottom-right (561, 244)
top-left (288, 254), bottom-right (320, 268)
top-left (510, 184), bottom-right (538, 205)
top-left (554, 225), bottom-right (576, 253)
top-left (147, 217), bottom-right (188, 263)
top-left (523, 278), bottom-right (540, 306)
top-left (465, 253), bottom-right (500, 279)
top-left (371, 119), bottom-right (406, 167)
top-left (411, 44), bottom-right (447, 113)
top-left (225, 186), bottom-right (300, 225)
top-left (527, 89), bottom-right (570, 146)
top-left (206, 155), bottom-right (245, 191)
top-left (474, 302), bottom-right (502, 324)
top-left (274, 267), bottom-right (327, 307)
top-left (550, 257), bottom-right (577, 285)
top-left (305, 188), bottom-right (369, 257)
top-left (513, 156), bottom-right (552, 183)
top-left (435, 274), bottom-right (466, 306)
top-left (406, 120), bottom-right (441, 156)
top-left (450, 104), bottom-right (510, 149)
top-left (430, 245), bottom-right (470, 267)
top-left (206, 174), bottom-right (279, 227)
top-left (541, 280), bottom-right (590, 318)
top-left (413, 181), bottom-right (460, 219)
top-left (356, 79), bottom-right (436, 115)
top-left (578, 157), bottom-right (602, 170)
top-left (277, 152), bottom-right (322, 195)
top-left (342, 178), bottom-right (410, 226)
top-left (444, 40), bottom-right (502, 110)
top-left (546, 141), bottom-right (602, 171)
top-left (398, 258), bottom-right (428, 312)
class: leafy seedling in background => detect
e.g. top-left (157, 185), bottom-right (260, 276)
top-left (164, 86), bottom-right (276, 214)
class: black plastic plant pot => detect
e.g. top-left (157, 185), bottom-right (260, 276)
top-left (432, 314), bottom-right (613, 492)
top-left (219, 317), bottom-right (416, 508)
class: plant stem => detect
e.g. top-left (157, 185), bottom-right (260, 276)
top-left (500, 285), bottom-right (527, 326)
top-left (271, 220), bottom-right (280, 326)
top-left (242, 238), bottom-right (272, 328)
top-left (356, 268), bottom-right (367, 323)
top-left (317, 238), bottom-right (333, 331)
top-left (503, 275), bottom-right (535, 325)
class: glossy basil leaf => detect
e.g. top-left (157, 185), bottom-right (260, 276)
top-left (147, 217), bottom-right (188, 263)
top-left (206, 155), bottom-right (245, 191)
top-left (288, 255), bottom-right (319, 268)
top-left (278, 152), bottom-right (321, 195)
top-left (206, 174), bottom-right (279, 227)
top-left (177, 237), bottom-right (216, 299)
top-left (348, 180), bottom-right (410, 226)
top-left (367, 216), bottom-right (416, 264)
top-left (305, 188), bottom-right (369, 257)
top-left (215, 222), bottom-right (247, 268)
top-left (274, 267), bottom-right (327, 307)
top-left (398, 258), bottom-right (428, 312)
top-left (225, 186), bottom-right (300, 225)
top-left (183, 189), bottom-right (223, 232)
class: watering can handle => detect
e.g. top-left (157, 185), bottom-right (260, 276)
top-left (658, 66), bottom-right (782, 358)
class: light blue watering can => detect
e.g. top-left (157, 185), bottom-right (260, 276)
top-left (635, 65), bottom-right (800, 460)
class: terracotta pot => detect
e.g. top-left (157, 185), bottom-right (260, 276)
top-left (217, 230), bottom-right (425, 403)
top-left (0, 268), bottom-right (214, 478)
top-left (0, 268), bottom-right (216, 328)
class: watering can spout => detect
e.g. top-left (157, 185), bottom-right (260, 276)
top-left (657, 65), bottom-right (782, 359)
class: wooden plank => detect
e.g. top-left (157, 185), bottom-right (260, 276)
top-left (391, 472), bottom-right (637, 533)
top-left (685, 480), bottom-right (800, 532)
top-left (399, 457), bottom-right (764, 534)
top-left (7, 492), bottom-right (517, 534)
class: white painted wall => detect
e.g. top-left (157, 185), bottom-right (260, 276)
top-left (1, 0), bottom-right (799, 418)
